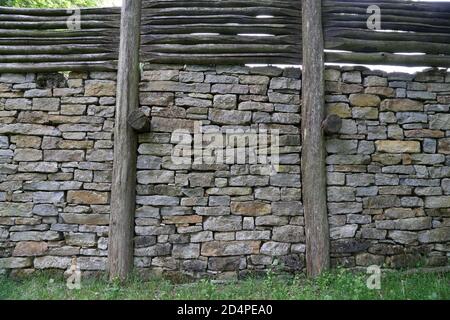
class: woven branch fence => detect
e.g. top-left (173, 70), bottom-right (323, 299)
top-left (0, 0), bottom-right (450, 71)
top-left (0, 6), bottom-right (120, 72)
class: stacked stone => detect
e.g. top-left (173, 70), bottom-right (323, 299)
top-left (0, 71), bottom-right (116, 274)
top-left (325, 67), bottom-right (450, 269)
top-left (1, 64), bottom-right (449, 277)
top-left (136, 64), bottom-right (305, 277)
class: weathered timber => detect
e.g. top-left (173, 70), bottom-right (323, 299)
top-left (0, 37), bottom-right (116, 46)
top-left (302, 0), bottom-right (330, 278)
top-left (109, 0), bottom-right (142, 281)
top-left (0, 13), bottom-right (120, 22)
top-left (143, 53), bottom-right (300, 65)
top-left (323, 0), bottom-right (450, 12)
top-left (0, 7), bottom-right (119, 72)
top-left (325, 28), bottom-right (450, 45)
top-left (323, 5), bottom-right (450, 20)
top-left (141, 34), bottom-right (300, 45)
top-left (141, 24), bottom-right (300, 35)
top-left (141, 15), bottom-right (300, 25)
top-left (324, 21), bottom-right (450, 34)
top-left (0, 6), bottom-right (120, 15)
top-left (322, 114), bottom-right (342, 135)
top-left (142, 0), bottom-right (300, 9)
top-left (0, 53), bottom-right (117, 63)
top-left (143, 44), bottom-right (301, 54)
top-left (326, 38), bottom-right (450, 55)
top-left (128, 110), bottom-right (151, 133)
top-left (325, 13), bottom-right (450, 28)
top-left (0, 21), bottom-right (120, 29)
top-left (142, 7), bottom-right (301, 18)
top-left (0, 28), bottom-right (117, 37)
top-left (0, 44), bottom-right (115, 54)
top-left (326, 51), bottom-right (450, 68)
top-left (0, 61), bottom-right (116, 72)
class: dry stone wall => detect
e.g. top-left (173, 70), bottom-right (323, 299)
top-left (0, 64), bottom-right (449, 277)
top-left (135, 64), bottom-right (304, 277)
top-left (0, 71), bottom-right (116, 275)
top-left (325, 67), bottom-right (450, 269)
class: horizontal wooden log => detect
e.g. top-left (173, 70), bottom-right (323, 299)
top-left (324, 21), bottom-right (450, 34)
top-left (323, 0), bottom-right (450, 12)
top-left (142, 0), bottom-right (300, 9)
top-left (143, 53), bottom-right (300, 64)
top-left (0, 29), bottom-right (118, 38)
top-left (325, 51), bottom-right (450, 68)
top-left (144, 51), bottom-right (301, 58)
top-left (325, 13), bottom-right (450, 28)
top-left (143, 7), bottom-right (301, 17)
top-left (142, 24), bottom-right (299, 35)
top-left (0, 53), bottom-right (117, 63)
top-left (0, 6), bottom-right (120, 16)
top-left (142, 15), bottom-right (300, 25)
top-left (326, 38), bottom-right (450, 55)
top-left (141, 34), bottom-right (299, 45)
top-left (0, 37), bottom-right (117, 45)
top-left (0, 13), bottom-right (120, 22)
top-left (0, 20), bottom-right (119, 29)
top-left (142, 44), bottom-right (301, 54)
top-left (323, 6), bottom-right (450, 20)
top-left (0, 61), bottom-right (117, 73)
top-left (0, 44), bottom-right (116, 54)
top-left (325, 28), bottom-right (450, 45)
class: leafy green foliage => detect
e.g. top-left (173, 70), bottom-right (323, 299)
top-left (0, 270), bottom-right (448, 300)
top-left (0, 0), bottom-right (104, 8)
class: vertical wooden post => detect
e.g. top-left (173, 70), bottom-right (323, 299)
top-left (109, 0), bottom-right (142, 281)
top-left (301, 0), bottom-right (330, 277)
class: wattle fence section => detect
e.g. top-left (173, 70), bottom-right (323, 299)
top-left (140, 0), bottom-right (302, 65)
top-left (0, 6), bottom-right (121, 72)
top-left (1, 1), bottom-right (450, 73)
top-left (323, 0), bottom-right (450, 67)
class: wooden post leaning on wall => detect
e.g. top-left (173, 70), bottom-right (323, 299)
top-left (109, 0), bottom-right (142, 281)
top-left (301, 0), bottom-right (331, 277)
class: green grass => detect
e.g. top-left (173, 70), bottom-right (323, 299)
top-left (0, 269), bottom-right (448, 300)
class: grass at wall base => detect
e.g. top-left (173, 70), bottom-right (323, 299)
top-left (0, 268), bottom-right (448, 300)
